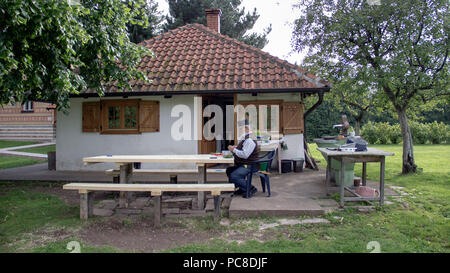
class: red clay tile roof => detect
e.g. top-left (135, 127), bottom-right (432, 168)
top-left (102, 23), bottom-right (329, 94)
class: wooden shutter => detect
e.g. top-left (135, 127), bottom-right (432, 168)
top-left (282, 102), bottom-right (304, 134)
top-left (139, 101), bottom-right (160, 132)
top-left (82, 102), bottom-right (101, 132)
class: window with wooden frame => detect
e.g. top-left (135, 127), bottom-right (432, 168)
top-left (238, 100), bottom-right (282, 136)
top-left (82, 100), bottom-right (159, 134)
top-left (238, 100), bottom-right (304, 135)
top-left (281, 101), bottom-right (304, 134)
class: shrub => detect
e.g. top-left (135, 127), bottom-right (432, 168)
top-left (410, 121), bottom-right (429, 144)
top-left (388, 124), bottom-right (402, 144)
top-left (376, 122), bottom-right (391, 144)
top-left (360, 121), bottom-right (378, 144)
top-left (428, 121), bottom-right (449, 144)
top-left (361, 121), bottom-right (449, 145)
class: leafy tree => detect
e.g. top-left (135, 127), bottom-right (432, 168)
top-left (309, 65), bottom-right (386, 136)
top-left (292, 0), bottom-right (449, 174)
top-left (304, 99), bottom-right (343, 140)
top-left (127, 0), bottom-right (164, 44)
top-left (0, 0), bottom-right (152, 111)
top-left (164, 0), bottom-right (272, 49)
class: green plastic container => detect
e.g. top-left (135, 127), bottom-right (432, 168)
top-left (259, 162), bottom-right (268, 171)
top-left (314, 137), bottom-right (355, 186)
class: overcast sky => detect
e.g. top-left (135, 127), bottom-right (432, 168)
top-left (154, 0), bottom-right (305, 65)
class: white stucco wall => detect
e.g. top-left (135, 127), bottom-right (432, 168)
top-left (56, 96), bottom-right (198, 171)
top-left (56, 93), bottom-right (305, 171)
top-left (237, 93), bottom-right (305, 161)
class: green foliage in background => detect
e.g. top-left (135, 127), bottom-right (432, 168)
top-left (361, 121), bottom-right (449, 145)
top-left (126, 0), bottom-right (164, 43)
top-left (0, 0), bottom-right (152, 111)
top-left (164, 0), bottom-right (272, 49)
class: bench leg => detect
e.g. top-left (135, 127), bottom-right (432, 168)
top-left (80, 191), bottom-right (94, 220)
top-left (213, 195), bottom-right (220, 222)
top-left (153, 195), bottom-right (162, 228)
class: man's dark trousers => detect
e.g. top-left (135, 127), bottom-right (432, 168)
top-left (226, 165), bottom-right (252, 192)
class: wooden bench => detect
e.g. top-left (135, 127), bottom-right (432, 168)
top-left (63, 183), bottom-right (235, 228)
top-left (105, 168), bottom-right (227, 183)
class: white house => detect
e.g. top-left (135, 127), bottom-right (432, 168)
top-left (56, 9), bottom-right (330, 171)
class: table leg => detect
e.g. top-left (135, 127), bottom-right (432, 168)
top-left (325, 156), bottom-right (331, 196)
top-left (197, 164), bottom-right (207, 209)
top-left (380, 157), bottom-right (385, 206)
top-left (119, 163), bottom-right (131, 208)
top-left (362, 162), bottom-right (367, 186)
top-left (278, 144), bottom-right (282, 174)
top-left (340, 159), bottom-right (345, 208)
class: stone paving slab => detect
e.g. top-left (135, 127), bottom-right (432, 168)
top-left (0, 162), bottom-right (400, 218)
top-left (0, 163), bottom-right (228, 182)
top-left (229, 195), bottom-right (325, 218)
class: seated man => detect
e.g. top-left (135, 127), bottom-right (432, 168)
top-left (226, 120), bottom-right (259, 197)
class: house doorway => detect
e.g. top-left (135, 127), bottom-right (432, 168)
top-left (198, 94), bottom-right (235, 155)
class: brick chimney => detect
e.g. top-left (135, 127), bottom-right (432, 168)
top-left (205, 9), bottom-right (222, 33)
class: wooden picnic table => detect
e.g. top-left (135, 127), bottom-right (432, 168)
top-left (317, 147), bottom-right (394, 208)
top-left (83, 154), bottom-right (234, 209)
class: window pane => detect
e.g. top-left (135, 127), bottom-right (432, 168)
top-left (270, 105), bottom-right (280, 134)
top-left (108, 106), bottom-right (120, 129)
top-left (124, 106), bottom-right (137, 128)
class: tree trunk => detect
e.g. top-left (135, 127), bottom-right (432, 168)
top-left (397, 109), bottom-right (417, 174)
top-left (355, 119), bottom-right (361, 136)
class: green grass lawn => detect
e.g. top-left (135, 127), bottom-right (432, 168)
top-left (165, 144), bottom-right (450, 253)
top-left (0, 140), bottom-right (38, 149)
top-left (15, 145), bottom-right (55, 155)
top-left (0, 140), bottom-right (51, 169)
top-left (0, 156), bottom-right (47, 170)
top-left (0, 184), bottom-right (118, 253)
top-left (0, 144), bottom-right (448, 253)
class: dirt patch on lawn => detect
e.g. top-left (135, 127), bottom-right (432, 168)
top-left (12, 184), bottom-right (278, 252)
top-left (24, 185), bottom-right (226, 252)
top-left (79, 215), bottom-right (223, 252)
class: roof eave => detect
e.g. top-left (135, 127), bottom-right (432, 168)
top-left (70, 87), bottom-right (331, 98)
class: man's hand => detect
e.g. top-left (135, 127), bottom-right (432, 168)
top-left (228, 145), bottom-right (236, 152)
